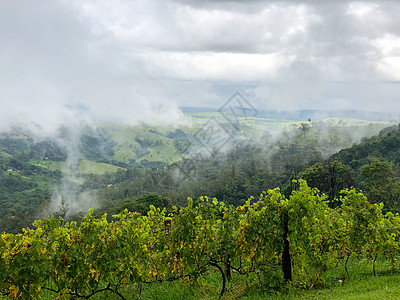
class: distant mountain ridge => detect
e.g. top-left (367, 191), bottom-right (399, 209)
top-left (181, 107), bottom-right (399, 122)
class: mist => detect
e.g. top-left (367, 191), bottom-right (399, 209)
top-left (1, 0), bottom-right (400, 219)
top-left (1, 0), bottom-right (400, 133)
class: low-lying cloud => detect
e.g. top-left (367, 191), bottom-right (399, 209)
top-left (1, 0), bottom-right (400, 135)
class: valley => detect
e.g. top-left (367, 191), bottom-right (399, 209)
top-left (0, 109), bottom-right (395, 233)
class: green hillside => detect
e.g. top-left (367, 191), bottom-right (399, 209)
top-left (2, 113), bottom-right (400, 299)
top-left (298, 124), bottom-right (400, 212)
top-left (105, 124), bottom-right (184, 166)
top-left (0, 112), bottom-right (396, 233)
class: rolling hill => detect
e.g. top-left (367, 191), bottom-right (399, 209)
top-left (0, 109), bottom-right (396, 232)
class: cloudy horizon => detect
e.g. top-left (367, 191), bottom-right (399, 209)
top-left (1, 0), bottom-right (400, 132)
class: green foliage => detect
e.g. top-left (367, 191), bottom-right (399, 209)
top-left (117, 194), bottom-right (171, 215)
top-left (333, 124), bottom-right (400, 178)
top-left (0, 162), bottom-right (56, 233)
top-left (2, 180), bottom-right (400, 299)
top-left (300, 160), bottom-right (354, 204)
top-left (359, 157), bottom-right (400, 207)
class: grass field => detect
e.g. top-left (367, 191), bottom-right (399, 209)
top-left (30, 160), bottom-right (64, 172)
top-left (120, 258), bottom-right (400, 300)
top-left (78, 160), bottom-right (125, 174)
top-left (24, 257), bottom-right (400, 299)
top-left (106, 124), bottom-right (184, 164)
top-left (31, 159), bottom-right (125, 175)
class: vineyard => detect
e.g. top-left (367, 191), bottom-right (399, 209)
top-left (1, 180), bottom-right (400, 299)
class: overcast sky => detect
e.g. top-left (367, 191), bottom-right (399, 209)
top-left (1, 0), bottom-right (400, 131)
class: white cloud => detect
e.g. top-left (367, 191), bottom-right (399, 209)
top-left (376, 57), bottom-right (400, 80)
top-left (135, 51), bottom-right (287, 81)
top-left (346, 1), bottom-right (379, 17)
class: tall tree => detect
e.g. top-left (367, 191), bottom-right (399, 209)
top-left (300, 160), bottom-right (354, 205)
top-left (360, 157), bottom-right (400, 209)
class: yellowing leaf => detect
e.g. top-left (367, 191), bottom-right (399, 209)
top-left (9, 285), bottom-right (21, 298)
